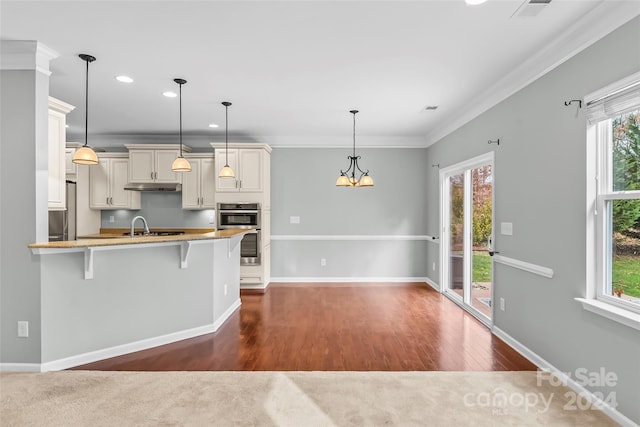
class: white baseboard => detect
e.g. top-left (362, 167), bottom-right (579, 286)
top-left (213, 298), bottom-right (241, 331)
top-left (0, 363), bottom-right (41, 373)
top-left (269, 277), bottom-right (429, 283)
top-left (240, 282), bottom-right (270, 290)
top-left (424, 276), bottom-right (440, 291)
top-left (3, 301), bottom-right (243, 373)
top-left (492, 326), bottom-right (638, 427)
top-left (39, 323), bottom-right (217, 372)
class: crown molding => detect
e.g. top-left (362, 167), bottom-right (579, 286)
top-left (0, 40), bottom-right (59, 75)
top-left (425, 2), bottom-right (640, 147)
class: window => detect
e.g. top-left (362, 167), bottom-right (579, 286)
top-left (584, 72), bottom-right (640, 324)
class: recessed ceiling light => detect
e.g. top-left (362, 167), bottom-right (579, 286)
top-left (163, 91), bottom-right (177, 98)
top-left (208, 123), bottom-right (219, 128)
top-left (115, 75), bottom-right (133, 83)
top-left (465, 0), bottom-right (487, 5)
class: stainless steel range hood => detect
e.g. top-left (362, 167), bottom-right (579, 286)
top-left (124, 183), bottom-right (182, 192)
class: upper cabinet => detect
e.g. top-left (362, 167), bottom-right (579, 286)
top-left (90, 153), bottom-right (140, 210)
top-left (48, 97), bottom-right (75, 210)
top-left (212, 144), bottom-right (271, 195)
top-left (182, 154), bottom-right (215, 210)
top-left (125, 144), bottom-right (191, 184)
top-left (65, 142), bottom-right (81, 181)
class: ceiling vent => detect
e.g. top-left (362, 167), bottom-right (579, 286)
top-left (512, 0), bottom-right (552, 18)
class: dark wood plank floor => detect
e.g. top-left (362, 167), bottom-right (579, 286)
top-left (72, 283), bottom-right (536, 371)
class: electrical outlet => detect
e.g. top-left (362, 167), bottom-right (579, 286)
top-left (109, 215), bottom-right (115, 223)
top-left (290, 216), bottom-right (300, 224)
top-left (224, 284), bottom-right (228, 296)
top-left (18, 321), bottom-right (28, 338)
top-left (209, 216), bottom-right (215, 224)
top-left (320, 258), bottom-right (327, 267)
top-left (432, 262), bottom-right (436, 271)
top-left (500, 298), bottom-right (506, 311)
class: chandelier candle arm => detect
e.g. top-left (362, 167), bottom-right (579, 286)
top-left (335, 109), bottom-right (373, 187)
top-left (171, 78), bottom-right (191, 172)
top-left (72, 54), bottom-right (99, 165)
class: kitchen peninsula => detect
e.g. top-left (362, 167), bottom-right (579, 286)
top-left (28, 229), bottom-right (246, 371)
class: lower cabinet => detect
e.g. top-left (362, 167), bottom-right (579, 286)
top-left (90, 154), bottom-right (140, 210)
top-left (239, 244), bottom-right (270, 288)
top-left (182, 155), bottom-right (215, 209)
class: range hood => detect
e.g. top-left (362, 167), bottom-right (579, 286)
top-left (124, 183), bottom-right (182, 192)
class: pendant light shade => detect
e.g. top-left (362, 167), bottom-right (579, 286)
top-left (336, 110), bottom-right (374, 187)
top-left (219, 101), bottom-right (235, 178)
top-left (72, 54), bottom-right (99, 165)
top-left (171, 78), bottom-right (191, 172)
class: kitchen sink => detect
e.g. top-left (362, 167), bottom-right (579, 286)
top-left (124, 231), bottom-right (186, 237)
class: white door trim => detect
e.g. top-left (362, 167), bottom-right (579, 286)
top-left (439, 151), bottom-right (495, 327)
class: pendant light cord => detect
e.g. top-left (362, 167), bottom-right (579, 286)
top-left (352, 111), bottom-right (356, 158)
top-left (179, 82), bottom-right (183, 157)
top-left (84, 58), bottom-right (89, 148)
top-left (224, 102), bottom-right (230, 166)
top-left (225, 104), bottom-right (228, 165)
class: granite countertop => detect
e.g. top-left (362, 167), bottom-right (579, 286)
top-left (29, 229), bottom-right (247, 249)
top-left (78, 228), bottom-right (216, 239)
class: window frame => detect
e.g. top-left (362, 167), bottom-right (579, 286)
top-left (583, 72), bottom-right (640, 326)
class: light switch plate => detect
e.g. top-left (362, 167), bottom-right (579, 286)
top-left (18, 321), bottom-right (28, 338)
top-left (500, 222), bottom-right (513, 236)
top-left (290, 216), bottom-right (300, 224)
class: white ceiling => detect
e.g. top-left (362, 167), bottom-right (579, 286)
top-left (1, 1), bottom-right (638, 148)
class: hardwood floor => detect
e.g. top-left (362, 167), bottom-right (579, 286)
top-left (72, 283), bottom-right (536, 371)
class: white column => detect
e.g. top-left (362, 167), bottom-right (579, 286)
top-left (0, 41), bottom-right (58, 366)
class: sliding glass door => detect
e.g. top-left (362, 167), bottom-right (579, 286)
top-left (441, 153), bottom-right (494, 325)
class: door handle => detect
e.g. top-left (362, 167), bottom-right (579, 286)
top-left (488, 235), bottom-right (499, 257)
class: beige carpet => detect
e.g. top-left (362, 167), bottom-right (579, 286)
top-left (0, 371), bottom-right (617, 426)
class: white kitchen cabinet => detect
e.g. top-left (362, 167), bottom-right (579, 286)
top-left (211, 143), bottom-right (272, 288)
top-left (48, 97), bottom-right (75, 210)
top-left (90, 154), bottom-right (140, 210)
top-left (125, 144), bottom-right (191, 184)
top-left (65, 142), bottom-right (81, 180)
top-left (214, 149), bottom-right (239, 192)
top-left (182, 155), bottom-right (215, 209)
top-left (214, 148), bottom-right (264, 193)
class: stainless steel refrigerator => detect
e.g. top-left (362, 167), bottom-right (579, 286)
top-left (48, 181), bottom-right (76, 241)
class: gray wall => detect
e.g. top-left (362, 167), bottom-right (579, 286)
top-left (40, 243), bottom-right (215, 362)
top-left (100, 192), bottom-right (215, 229)
top-left (270, 147), bottom-right (432, 279)
top-left (0, 64), bottom-right (49, 364)
top-left (425, 17), bottom-right (640, 423)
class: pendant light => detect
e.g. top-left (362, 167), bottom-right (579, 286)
top-left (171, 78), bottom-right (191, 172)
top-left (72, 54), bottom-right (99, 165)
top-left (336, 110), bottom-right (374, 187)
top-left (218, 101), bottom-right (235, 178)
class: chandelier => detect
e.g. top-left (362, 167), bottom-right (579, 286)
top-left (336, 110), bottom-right (374, 187)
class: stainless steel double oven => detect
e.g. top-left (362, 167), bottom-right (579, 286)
top-left (217, 203), bottom-right (261, 265)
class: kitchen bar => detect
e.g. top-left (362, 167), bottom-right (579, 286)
top-left (28, 229), bottom-right (246, 371)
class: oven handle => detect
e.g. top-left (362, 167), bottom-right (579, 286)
top-left (218, 210), bottom-right (260, 214)
top-left (218, 226), bottom-right (259, 230)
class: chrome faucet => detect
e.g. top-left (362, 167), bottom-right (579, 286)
top-left (130, 215), bottom-right (150, 237)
